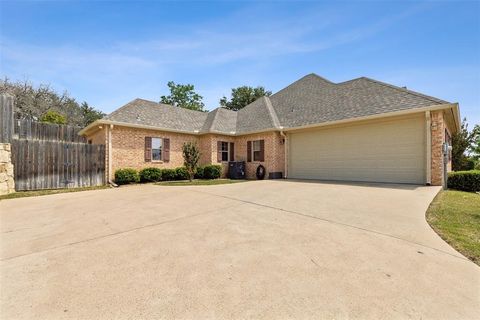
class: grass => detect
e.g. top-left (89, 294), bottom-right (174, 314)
top-left (0, 185), bottom-right (110, 201)
top-left (155, 179), bottom-right (248, 186)
top-left (426, 190), bottom-right (480, 265)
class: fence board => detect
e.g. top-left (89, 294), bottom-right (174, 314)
top-left (0, 95), bottom-right (14, 143)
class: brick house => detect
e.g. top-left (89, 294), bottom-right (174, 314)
top-left (79, 74), bottom-right (460, 186)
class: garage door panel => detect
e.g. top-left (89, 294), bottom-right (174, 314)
top-left (288, 115), bottom-right (425, 184)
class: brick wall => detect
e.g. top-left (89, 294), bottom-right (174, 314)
top-left (234, 131), bottom-right (285, 179)
top-left (110, 126), bottom-right (199, 175)
top-left (430, 110), bottom-right (454, 186)
top-left (86, 126), bottom-right (287, 180)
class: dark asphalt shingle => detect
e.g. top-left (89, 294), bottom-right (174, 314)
top-left (102, 74), bottom-right (449, 134)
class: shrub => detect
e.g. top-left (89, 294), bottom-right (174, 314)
top-left (182, 142), bottom-right (201, 181)
top-left (203, 165), bottom-right (222, 179)
top-left (195, 166), bottom-right (205, 179)
top-left (161, 168), bottom-right (177, 181)
top-left (115, 168), bottom-right (139, 185)
top-left (448, 170), bottom-right (480, 192)
top-left (175, 167), bottom-right (189, 180)
top-left (139, 167), bottom-right (162, 183)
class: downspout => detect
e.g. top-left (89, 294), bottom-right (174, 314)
top-left (280, 130), bottom-right (288, 179)
top-left (425, 111), bottom-right (432, 185)
top-left (107, 124), bottom-right (116, 186)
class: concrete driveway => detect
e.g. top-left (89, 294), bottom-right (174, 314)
top-left (1, 180), bottom-right (479, 319)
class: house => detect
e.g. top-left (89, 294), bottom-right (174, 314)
top-left (79, 74), bottom-right (460, 186)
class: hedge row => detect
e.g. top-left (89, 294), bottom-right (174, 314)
top-left (114, 165), bottom-right (222, 185)
top-left (447, 170), bottom-right (480, 192)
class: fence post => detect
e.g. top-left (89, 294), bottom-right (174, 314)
top-left (0, 94), bottom-right (15, 143)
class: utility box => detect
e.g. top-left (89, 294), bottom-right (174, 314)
top-left (228, 161), bottom-right (245, 179)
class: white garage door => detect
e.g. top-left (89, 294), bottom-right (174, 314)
top-left (288, 114), bottom-right (426, 184)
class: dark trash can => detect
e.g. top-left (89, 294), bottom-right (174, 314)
top-left (228, 161), bottom-right (245, 179)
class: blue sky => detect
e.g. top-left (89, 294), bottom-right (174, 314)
top-left (1, 1), bottom-right (479, 126)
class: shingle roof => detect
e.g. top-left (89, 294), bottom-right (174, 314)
top-left (104, 98), bottom-right (208, 132)
top-left (270, 74), bottom-right (449, 129)
top-left (97, 74), bottom-right (450, 135)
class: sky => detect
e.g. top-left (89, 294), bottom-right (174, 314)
top-left (1, 0), bottom-right (479, 126)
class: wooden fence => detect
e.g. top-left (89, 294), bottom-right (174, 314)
top-left (1, 94), bottom-right (106, 191)
top-left (11, 140), bottom-right (105, 191)
top-left (14, 118), bottom-right (86, 142)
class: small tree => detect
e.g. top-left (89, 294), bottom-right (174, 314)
top-left (182, 142), bottom-right (201, 181)
top-left (452, 118), bottom-right (478, 171)
top-left (40, 110), bottom-right (67, 124)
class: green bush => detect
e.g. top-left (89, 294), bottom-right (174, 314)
top-left (175, 167), bottom-right (189, 180)
top-left (448, 170), bottom-right (480, 192)
top-left (195, 166), bottom-right (205, 179)
top-left (139, 167), bottom-right (162, 183)
top-left (115, 168), bottom-right (139, 185)
top-left (203, 165), bottom-right (222, 179)
top-left (161, 168), bottom-right (177, 181)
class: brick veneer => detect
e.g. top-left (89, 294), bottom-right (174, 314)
top-left (234, 131), bottom-right (285, 179)
top-left (87, 125), bottom-right (286, 181)
top-left (430, 110), bottom-right (453, 186)
top-left (110, 126), bottom-right (198, 177)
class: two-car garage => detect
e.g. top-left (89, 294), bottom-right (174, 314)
top-left (287, 113), bottom-right (426, 184)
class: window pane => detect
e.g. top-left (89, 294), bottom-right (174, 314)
top-left (222, 151), bottom-right (229, 162)
top-left (152, 149), bottom-right (161, 161)
top-left (152, 138), bottom-right (162, 149)
top-left (253, 140), bottom-right (261, 151)
top-left (253, 151), bottom-right (261, 161)
top-left (221, 142), bottom-right (229, 151)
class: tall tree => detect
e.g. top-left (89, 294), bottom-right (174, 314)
top-left (80, 101), bottom-right (105, 127)
top-left (220, 86), bottom-right (272, 111)
top-left (0, 78), bottom-right (104, 127)
top-left (452, 118), bottom-right (478, 171)
top-left (160, 81), bottom-right (205, 111)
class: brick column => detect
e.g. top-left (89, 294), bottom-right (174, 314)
top-left (430, 110), bottom-right (445, 186)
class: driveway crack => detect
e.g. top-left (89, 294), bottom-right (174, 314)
top-left (190, 189), bottom-right (468, 262)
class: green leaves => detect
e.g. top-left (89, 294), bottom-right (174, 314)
top-left (220, 86), bottom-right (272, 111)
top-left (182, 142), bottom-right (201, 181)
top-left (160, 81), bottom-right (205, 111)
top-left (452, 118), bottom-right (479, 171)
top-left (40, 110), bottom-right (67, 125)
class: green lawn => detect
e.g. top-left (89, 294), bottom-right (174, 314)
top-left (156, 179), bottom-right (247, 186)
top-left (0, 186), bottom-right (109, 201)
top-left (426, 190), bottom-right (480, 265)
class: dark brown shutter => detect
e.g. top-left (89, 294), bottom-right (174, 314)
top-left (259, 140), bottom-right (265, 162)
top-left (229, 142), bottom-right (234, 161)
top-left (217, 141), bottom-right (222, 163)
top-left (163, 138), bottom-right (170, 162)
top-left (247, 141), bottom-right (252, 162)
top-left (145, 137), bottom-right (152, 162)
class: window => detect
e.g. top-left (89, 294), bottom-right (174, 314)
top-left (252, 140), bottom-right (262, 161)
top-left (221, 141), bottom-right (229, 162)
top-left (152, 137), bottom-right (162, 161)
